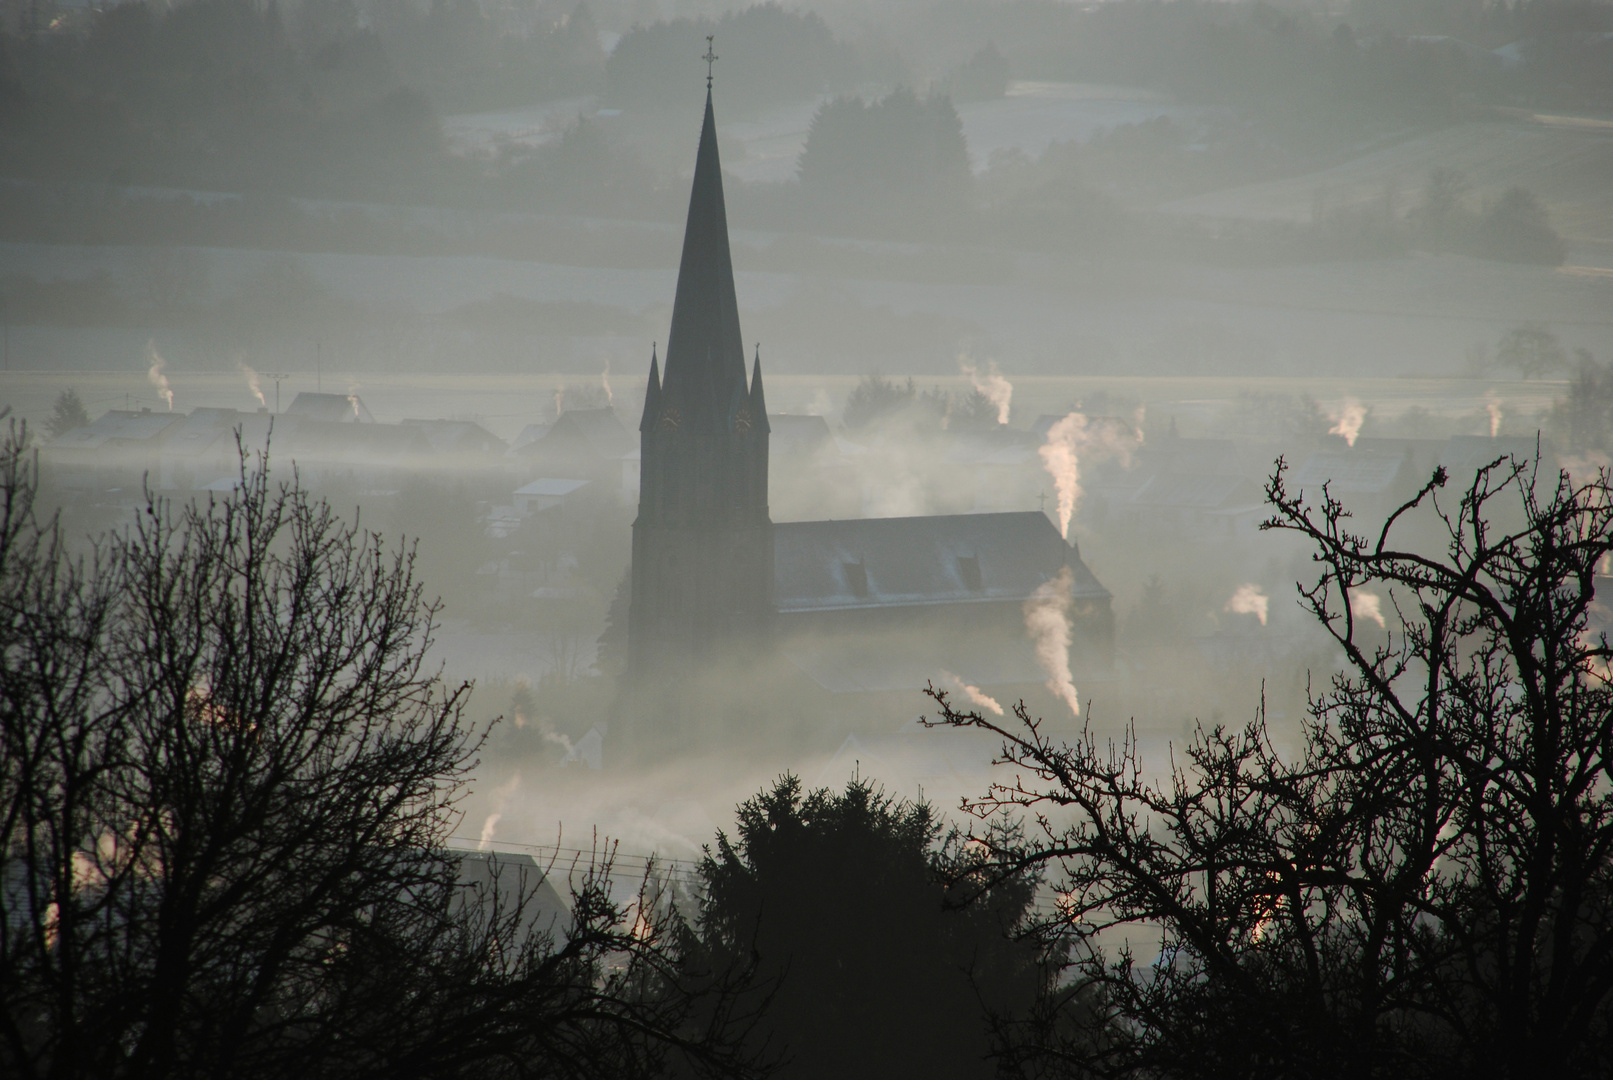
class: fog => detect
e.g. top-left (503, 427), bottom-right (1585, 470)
top-left (5, 0), bottom-right (1613, 888)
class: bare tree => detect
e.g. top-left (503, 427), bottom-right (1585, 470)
top-left (0, 430), bottom-right (762, 1080)
top-left (928, 454), bottom-right (1613, 1079)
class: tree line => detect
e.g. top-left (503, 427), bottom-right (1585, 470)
top-left (5, 420), bottom-right (1613, 1078)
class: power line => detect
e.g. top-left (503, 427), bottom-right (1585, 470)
top-left (448, 836), bottom-right (705, 879)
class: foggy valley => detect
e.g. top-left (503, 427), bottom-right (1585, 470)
top-left (4, 0), bottom-right (1613, 1077)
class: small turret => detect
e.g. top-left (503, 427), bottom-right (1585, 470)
top-left (639, 343), bottom-right (661, 433)
top-left (749, 345), bottom-right (770, 433)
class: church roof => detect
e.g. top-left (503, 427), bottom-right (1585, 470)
top-left (658, 90), bottom-right (750, 434)
top-left (774, 511), bottom-right (1109, 613)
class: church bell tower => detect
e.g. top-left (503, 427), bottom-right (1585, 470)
top-left (628, 86), bottom-right (773, 679)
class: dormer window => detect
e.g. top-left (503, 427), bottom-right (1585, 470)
top-left (842, 559), bottom-right (869, 598)
top-left (957, 554), bottom-right (982, 592)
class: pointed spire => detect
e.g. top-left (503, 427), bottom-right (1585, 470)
top-left (660, 90), bottom-right (747, 433)
top-left (728, 364), bottom-right (748, 427)
top-left (639, 342), bottom-right (661, 432)
top-left (749, 344), bottom-right (770, 432)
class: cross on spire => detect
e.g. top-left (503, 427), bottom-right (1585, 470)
top-left (703, 35), bottom-right (717, 88)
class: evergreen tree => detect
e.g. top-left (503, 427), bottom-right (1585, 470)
top-left (44, 388), bottom-right (88, 437)
top-left (690, 776), bottom-right (1045, 1080)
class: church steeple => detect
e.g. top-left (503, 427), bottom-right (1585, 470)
top-left (628, 79), bottom-right (774, 686)
top-left (659, 90), bottom-right (748, 433)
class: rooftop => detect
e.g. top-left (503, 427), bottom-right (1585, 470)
top-left (774, 511), bottom-right (1108, 614)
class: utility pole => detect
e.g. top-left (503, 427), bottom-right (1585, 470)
top-left (264, 372), bottom-right (290, 413)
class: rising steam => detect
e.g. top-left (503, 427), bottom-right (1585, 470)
top-left (1024, 566), bottom-right (1080, 717)
top-left (939, 669), bottom-right (1004, 716)
top-left (238, 361), bottom-right (266, 408)
top-left (146, 341), bottom-right (174, 411)
top-left (1038, 411), bottom-right (1142, 539)
top-left (1226, 583), bottom-right (1269, 626)
top-left (602, 358), bottom-right (614, 404)
top-left (1329, 398), bottom-right (1366, 446)
top-left (1351, 591), bottom-right (1386, 629)
top-left (477, 773), bottom-right (522, 850)
top-left (961, 357), bottom-right (1012, 425)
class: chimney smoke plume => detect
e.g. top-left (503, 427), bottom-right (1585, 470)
top-left (1024, 566), bottom-right (1080, 717)
top-left (1226, 583), bottom-right (1269, 626)
top-left (1329, 398), bottom-right (1366, 446)
top-left (961, 357), bottom-right (1013, 425)
top-left (1038, 411), bottom-right (1141, 539)
top-left (146, 341), bottom-right (174, 411)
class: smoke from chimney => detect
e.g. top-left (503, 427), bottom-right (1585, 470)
top-left (1024, 566), bottom-right (1080, 717)
top-left (961, 357), bottom-right (1012, 425)
top-left (238, 361), bottom-right (266, 408)
top-left (477, 773), bottom-right (522, 850)
top-left (1226, 583), bottom-right (1269, 626)
top-left (146, 341), bottom-right (174, 411)
top-left (1329, 398), bottom-right (1366, 446)
top-left (1351, 591), bottom-right (1386, 629)
top-left (939, 669), bottom-right (1004, 715)
top-left (1038, 411), bottom-right (1141, 539)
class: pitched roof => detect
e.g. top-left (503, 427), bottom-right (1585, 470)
top-left (50, 409), bottom-right (183, 450)
top-left (285, 392), bottom-right (375, 423)
top-left (1442, 435), bottom-right (1551, 480)
top-left (774, 511), bottom-right (1109, 613)
top-left (508, 423), bottom-right (552, 454)
top-left (161, 408), bottom-right (283, 458)
top-left (1130, 473), bottom-right (1263, 511)
top-left (1289, 451), bottom-right (1404, 495)
top-left (450, 850), bottom-right (571, 942)
top-left (529, 408), bottom-right (634, 460)
top-left (660, 91), bottom-right (748, 434)
top-left (514, 478), bottom-right (590, 498)
top-left (400, 418), bottom-right (506, 455)
top-left (769, 414), bottom-right (834, 456)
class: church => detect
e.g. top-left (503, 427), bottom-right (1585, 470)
top-left (624, 83), bottom-right (1111, 741)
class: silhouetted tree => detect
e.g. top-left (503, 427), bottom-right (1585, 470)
top-left (930, 452), bottom-right (1613, 1079)
top-left (1552, 349), bottom-right (1613, 454)
top-left (1476, 185), bottom-right (1566, 266)
top-left (950, 387), bottom-right (1007, 430)
top-left (43, 389), bottom-right (88, 438)
top-left (1496, 322), bottom-right (1568, 380)
top-left (945, 43), bottom-right (1010, 102)
top-left (841, 374), bottom-right (916, 430)
top-left (0, 431), bottom-right (761, 1080)
top-left (841, 374), bottom-right (950, 433)
top-left (797, 89), bottom-right (973, 235)
top-left (688, 776), bottom-right (1045, 1080)
top-left (1408, 167), bottom-right (1476, 253)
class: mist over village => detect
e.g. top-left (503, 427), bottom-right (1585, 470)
top-left (3, 0), bottom-right (1613, 1076)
